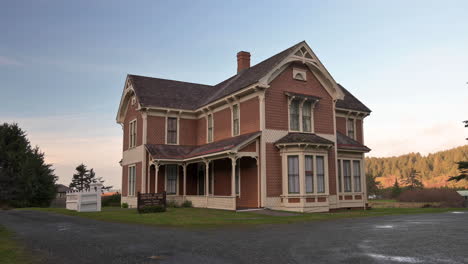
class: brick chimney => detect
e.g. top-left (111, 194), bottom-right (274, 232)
top-left (237, 51), bottom-right (250, 73)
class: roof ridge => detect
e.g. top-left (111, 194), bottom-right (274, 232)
top-left (128, 74), bottom-right (213, 88)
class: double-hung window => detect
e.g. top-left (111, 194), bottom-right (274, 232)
top-left (166, 165), bottom-right (178, 195)
top-left (207, 114), bottom-right (213, 143)
top-left (289, 100), bottom-right (300, 131)
top-left (347, 119), bottom-right (355, 139)
top-left (128, 165), bottom-right (136, 196)
top-left (288, 156), bottom-right (299, 193)
top-left (232, 104), bottom-right (239, 136)
top-left (305, 155), bottom-right (314, 193)
top-left (302, 101), bottom-right (312, 132)
top-left (316, 156), bottom-right (325, 193)
top-left (353, 160), bottom-right (362, 192)
top-left (343, 160), bottom-right (352, 192)
top-left (167, 117), bottom-right (178, 144)
top-left (129, 120), bottom-right (137, 148)
top-left (338, 159), bottom-right (342, 192)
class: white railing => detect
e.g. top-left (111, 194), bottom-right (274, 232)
top-left (66, 183), bottom-right (102, 212)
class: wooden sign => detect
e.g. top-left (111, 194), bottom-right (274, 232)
top-left (137, 191), bottom-right (166, 212)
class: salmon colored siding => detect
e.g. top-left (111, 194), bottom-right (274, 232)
top-left (122, 162), bottom-right (142, 197)
top-left (179, 118), bottom-right (197, 145)
top-left (147, 116), bottom-right (165, 145)
top-left (266, 143), bottom-right (282, 197)
top-left (196, 118), bottom-right (207, 145)
top-left (356, 119), bottom-right (363, 144)
top-left (237, 158), bottom-right (259, 208)
top-left (213, 159), bottom-right (231, 196)
top-left (336, 117), bottom-right (346, 135)
top-left (265, 64), bottom-right (334, 134)
top-left (214, 108), bottom-right (232, 141)
top-left (240, 97), bottom-right (260, 134)
top-left (123, 100), bottom-right (143, 151)
top-left (239, 141), bottom-right (256, 152)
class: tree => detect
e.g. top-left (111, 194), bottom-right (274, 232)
top-left (401, 168), bottom-right (423, 189)
top-left (0, 123), bottom-right (57, 207)
top-left (448, 161), bottom-right (468, 182)
top-left (366, 173), bottom-right (381, 196)
top-left (69, 165), bottom-right (112, 192)
top-left (391, 178), bottom-right (402, 198)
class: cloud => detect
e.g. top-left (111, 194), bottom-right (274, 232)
top-left (0, 56), bottom-right (22, 66)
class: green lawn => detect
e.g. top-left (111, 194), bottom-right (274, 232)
top-left (18, 207), bottom-right (466, 228)
top-left (0, 225), bottom-right (31, 264)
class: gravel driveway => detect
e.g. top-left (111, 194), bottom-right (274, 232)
top-left (1, 210), bottom-right (467, 264)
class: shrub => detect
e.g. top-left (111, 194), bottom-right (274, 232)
top-left (121, 202), bottom-right (129, 208)
top-left (166, 200), bottom-right (180, 208)
top-left (102, 193), bottom-right (121, 207)
top-left (398, 189), bottom-right (464, 207)
top-left (181, 200), bottom-right (193, 208)
top-left (139, 205), bottom-right (166, 213)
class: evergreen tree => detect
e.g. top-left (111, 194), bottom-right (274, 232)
top-left (391, 178), bottom-right (402, 198)
top-left (0, 123), bottom-right (57, 207)
top-left (69, 164), bottom-right (93, 191)
top-left (401, 168), bottom-right (423, 189)
top-left (448, 161), bottom-right (468, 182)
top-left (366, 173), bottom-right (381, 196)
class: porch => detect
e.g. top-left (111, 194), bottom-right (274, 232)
top-left (144, 133), bottom-right (261, 210)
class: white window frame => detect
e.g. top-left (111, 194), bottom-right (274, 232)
top-left (128, 119), bottom-right (137, 148)
top-left (207, 114), bottom-right (214, 143)
top-left (165, 164), bottom-right (178, 195)
top-left (165, 116), bottom-right (179, 145)
top-left (287, 98), bottom-right (314, 133)
top-left (337, 158), bottom-right (364, 194)
top-left (128, 165), bottom-right (136, 197)
top-left (287, 155), bottom-right (300, 194)
top-left (232, 104), bottom-right (240, 136)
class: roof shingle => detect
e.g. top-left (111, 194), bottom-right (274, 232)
top-left (336, 132), bottom-right (371, 152)
top-left (275, 133), bottom-right (334, 145)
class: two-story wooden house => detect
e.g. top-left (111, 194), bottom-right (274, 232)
top-left (116, 41), bottom-right (371, 212)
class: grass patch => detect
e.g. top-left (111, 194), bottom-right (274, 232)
top-left (0, 225), bottom-right (31, 264)
top-left (17, 207), bottom-right (467, 228)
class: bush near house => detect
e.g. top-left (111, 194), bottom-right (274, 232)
top-left (397, 189), bottom-right (465, 207)
top-left (121, 202), bottom-right (128, 208)
top-left (102, 193), bottom-right (121, 207)
top-left (181, 200), bottom-right (193, 208)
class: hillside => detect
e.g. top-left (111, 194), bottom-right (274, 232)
top-left (366, 145), bottom-right (468, 188)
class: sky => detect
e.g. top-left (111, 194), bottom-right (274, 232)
top-left (1, 0), bottom-right (467, 189)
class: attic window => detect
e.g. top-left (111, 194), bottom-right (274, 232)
top-left (131, 96), bottom-right (136, 105)
top-left (293, 68), bottom-right (307, 81)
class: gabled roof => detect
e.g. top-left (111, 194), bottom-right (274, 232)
top-left (126, 41), bottom-right (368, 113)
top-left (336, 84), bottom-right (371, 113)
top-left (146, 132), bottom-right (260, 160)
top-left (336, 132), bottom-right (371, 152)
top-left (276, 133), bottom-right (334, 146)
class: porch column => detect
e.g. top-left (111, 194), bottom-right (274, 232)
top-left (154, 163), bottom-right (159, 193)
top-left (204, 160), bottom-right (210, 197)
top-left (182, 163), bottom-right (187, 197)
top-left (231, 156), bottom-right (237, 197)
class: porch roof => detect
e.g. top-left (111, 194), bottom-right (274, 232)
top-left (275, 133), bottom-right (334, 146)
top-left (336, 132), bottom-right (371, 152)
top-left (146, 132), bottom-right (261, 161)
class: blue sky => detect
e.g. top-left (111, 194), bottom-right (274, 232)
top-left (1, 0), bottom-right (467, 188)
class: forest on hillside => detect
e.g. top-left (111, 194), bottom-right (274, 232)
top-left (366, 145), bottom-right (468, 189)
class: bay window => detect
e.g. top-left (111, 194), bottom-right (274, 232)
top-left (316, 156), bottom-right (325, 193)
top-left (353, 160), bottom-right (362, 192)
top-left (343, 160), bottom-right (352, 192)
top-left (338, 159), bottom-right (342, 192)
top-left (305, 155), bottom-right (314, 193)
top-left (288, 156), bottom-right (299, 193)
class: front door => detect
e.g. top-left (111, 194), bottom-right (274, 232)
top-left (197, 164), bottom-right (205, 195)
